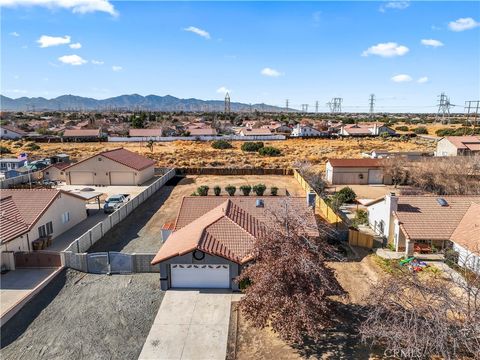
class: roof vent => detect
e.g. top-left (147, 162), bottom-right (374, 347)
top-left (437, 198), bottom-right (448, 207)
top-left (256, 199), bottom-right (264, 208)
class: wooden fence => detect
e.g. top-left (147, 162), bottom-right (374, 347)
top-left (348, 228), bottom-right (374, 249)
top-left (177, 167), bottom-right (293, 176)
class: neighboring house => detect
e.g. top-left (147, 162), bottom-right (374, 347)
top-left (0, 158), bottom-right (27, 175)
top-left (325, 158), bottom-right (391, 185)
top-left (188, 128), bottom-right (218, 136)
top-left (339, 123), bottom-right (396, 137)
top-left (62, 129), bottom-right (103, 141)
top-left (64, 148), bottom-right (155, 186)
top-left (151, 196), bottom-right (319, 290)
top-left (50, 153), bottom-right (70, 164)
top-left (128, 128), bottom-right (163, 138)
top-left (435, 136), bottom-right (480, 156)
top-left (291, 124), bottom-right (327, 137)
top-left (362, 149), bottom-right (433, 160)
top-left (238, 128), bottom-right (273, 136)
top-left (0, 189), bottom-right (87, 263)
top-left (366, 194), bottom-right (480, 273)
top-left (261, 122), bottom-right (291, 134)
top-left (0, 125), bottom-right (27, 139)
top-left (42, 162), bottom-right (69, 182)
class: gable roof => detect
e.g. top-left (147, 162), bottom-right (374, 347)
top-left (64, 148), bottom-right (155, 171)
top-left (63, 129), bottom-right (101, 137)
top-left (0, 125), bottom-right (27, 136)
top-left (444, 136), bottom-right (480, 151)
top-left (152, 196), bottom-right (319, 265)
top-left (327, 158), bottom-right (383, 168)
top-left (129, 128), bottom-right (162, 137)
top-left (188, 128), bottom-right (217, 136)
top-left (450, 203), bottom-right (480, 255)
top-left (42, 162), bottom-right (70, 172)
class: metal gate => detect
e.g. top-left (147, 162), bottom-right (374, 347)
top-left (109, 252), bottom-right (132, 274)
top-left (87, 252), bottom-right (109, 274)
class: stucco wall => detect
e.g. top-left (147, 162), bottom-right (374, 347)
top-left (453, 243), bottom-right (480, 274)
top-left (436, 139), bottom-right (458, 157)
top-left (43, 167), bottom-right (66, 181)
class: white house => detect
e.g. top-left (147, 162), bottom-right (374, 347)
top-left (291, 124), bottom-right (326, 137)
top-left (339, 123), bottom-right (396, 137)
top-left (0, 125), bottom-right (27, 139)
top-left (325, 158), bottom-right (390, 185)
top-left (435, 136), bottom-right (480, 157)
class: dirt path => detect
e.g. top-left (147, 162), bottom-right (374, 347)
top-left (0, 269), bottom-right (163, 360)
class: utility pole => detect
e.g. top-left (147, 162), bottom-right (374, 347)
top-left (315, 101), bottom-right (319, 113)
top-left (224, 92), bottom-right (231, 114)
top-left (369, 94), bottom-right (375, 118)
top-left (327, 98), bottom-right (342, 113)
top-left (285, 99), bottom-right (289, 112)
top-left (436, 92), bottom-right (452, 124)
top-left (465, 100), bottom-right (480, 127)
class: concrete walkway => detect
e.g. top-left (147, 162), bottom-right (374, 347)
top-left (138, 290), bottom-right (236, 360)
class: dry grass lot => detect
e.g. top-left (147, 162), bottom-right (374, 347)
top-left (1, 137), bottom-right (435, 171)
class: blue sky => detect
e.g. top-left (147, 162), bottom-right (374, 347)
top-left (1, 1), bottom-right (479, 112)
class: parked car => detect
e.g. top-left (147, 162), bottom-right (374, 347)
top-left (103, 194), bottom-right (130, 213)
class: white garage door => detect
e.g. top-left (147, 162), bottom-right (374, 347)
top-left (171, 264), bottom-right (230, 289)
top-left (368, 169), bottom-right (384, 184)
top-left (110, 171), bottom-right (135, 185)
top-left (70, 171), bottom-right (94, 185)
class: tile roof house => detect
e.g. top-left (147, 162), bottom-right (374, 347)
top-left (62, 129), bottom-right (104, 141)
top-left (187, 127), bottom-right (218, 136)
top-left (64, 148), bottom-right (155, 186)
top-left (0, 189), bottom-right (87, 267)
top-left (151, 196), bottom-right (319, 290)
top-left (339, 123), bottom-right (396, 137)
top-left (325, 158), bottom-right (391, 185)
top-left (0, 125), bottom-right (27, 139)
top-left (42, 162), bottom-right (70, 182)
top-left (436, 136), bottom-right (480, 156)
top-left (128, 128), bottom-right (163, 138)
top-left (238, 128), bottom-right (273, 136)
top-left (366, 194), bottom-right (480, 273)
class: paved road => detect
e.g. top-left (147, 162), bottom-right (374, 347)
top-left (138, 290), bottom-right (236, 360)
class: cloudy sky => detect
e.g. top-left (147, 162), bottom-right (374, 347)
top-left (1, 0), bottom-right (479, 112)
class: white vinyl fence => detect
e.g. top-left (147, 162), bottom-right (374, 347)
top-left (61, 169), bottom-right (175, 272)
top-left (108, 134), bottom-right (286, 142)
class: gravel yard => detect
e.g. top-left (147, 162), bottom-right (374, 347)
top-left (0, 269), bottom-right (163, 360)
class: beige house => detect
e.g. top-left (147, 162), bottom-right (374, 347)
top-left (0, 189), bottom-right (87, 265)
top-left (42, 162), bottom-right (69, 182)
top-left (325, 158), bottom-right (391, 185)
top-left (64, 148), bottom-right (155, 186)
top-left (435, 136), bottom-right (480, 156)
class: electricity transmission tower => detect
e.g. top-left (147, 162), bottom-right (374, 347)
top-left (369, 94), bottom-right (375, 118)
top-left (302, 104), bottom-right (309, 113)
top-left (465, 100), bottom-right (480, 126)
top-left (436, 92), bottom-right (452, 124)
top-left (315, 101), bottom-right (319, 113)
top-left (224, 92), bottom-right (231, 113)
top-left (285, 99), bottom-right (289, 112)
top-left (327, 98), bottom-right (342, 113)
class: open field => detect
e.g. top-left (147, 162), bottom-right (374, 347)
top-left (0, 138), bottom-right (435, 170)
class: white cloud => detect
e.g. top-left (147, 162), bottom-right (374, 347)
top-left (10, 31), bottom-right (20, 37)
top-left (183, 26), bottom-right (210, 39)
top-left (112, 65), bottom-right (122, 72)
top-left (37, 35), bottom-right (71, 48)
top-left (379, 1), bottom-right (410, 12)
top-left (421, 39), bottom-right (444, 47)
top-left (448, 17), bottom-right (480, 32)
top-left (69, 42), bottom-right (82, 49)
top-left (58, 54), bottom-right (87, 65)
top-left (391, 74), bottom-right (413, 83)
top-left (216, 86), bottom-right (230, 95)
top-left (91, 60), bottom-right (104, 65)
top-left (417, 76), bottom-right (429, 84)
top-left (261, 67), bottom-right (282, 77)
top-left (362, 42), bottom-right (409, 57)
top-left (0, 0), bottom-right (118, 16)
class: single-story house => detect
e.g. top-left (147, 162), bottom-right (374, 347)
top-left (435, 136), bottom-right (480, 157)
top-left (291, 124), bottom-right (327, 137)
top-left (188, 128), bottom-right (218, 136)
top-left (0, 189), bottom-right (87, 268)
top-left (238, 128), bottom-right (273, 136)
top-left (128, 128), bottom-right (163, 138)
top-left (42, 162), bottom-right (69, 182)
top-left (64, 148), bottom-right (155, 186)
top-left (151, 196), bottom-right (319, 290)
top-left (0, 125), bottom-right (27, 139)
top-left (339, 123), bottom-right (396, 137)
top-left (62, 129), bottom-right (104, 141)
top-left (325, 158), bottom-right (391, 185)
top-left (366, 194), bottom-right (480, 273)
top-left (261, 122), bottom-right (291, 134)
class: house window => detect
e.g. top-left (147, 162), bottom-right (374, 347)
top-left (46, 221), bottom-right (53, 235)
top-left (38, 225), bottom-right (46, 238)
top-left (62, 212), bottom-right (70, 224)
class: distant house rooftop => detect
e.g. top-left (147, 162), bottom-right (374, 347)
top-left (129, 128), bottom-right (163, 137)
top-left (63, 129), bottom-right (101, 137)
top-left (327, 158), bottom-right (383, 167)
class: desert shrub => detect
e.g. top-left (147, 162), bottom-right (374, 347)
top-left (196, 185), bottom-right (209, 196)
top-left (240, 185), bottom-right (252, 196)
top-left (270, 186), bottom-right (278, 196)
top-left (213, 185), bottom-right (221, 196)
top-left (413, 126), bottom-right (428, 135)
top-left (0, 146), bottom-right (12, 154)
top-left (436, 127), bottom-right (480, 137)
top-left (259, 146), bottom-right (281, 156)
top-left (253, 184), bottom-right (267, 196)
top-left (241, 141), bottom-right (264, 152)
top-left (211, 140), bottom-right (233, 149)
top-left (23, 142), bottom-right (40, 151)
top-left (395, 126), bottom-right (409, 131)
top-left (225, 185), bottom-right (236, 196)
top-left (337, 187), bottom-right (356, 203)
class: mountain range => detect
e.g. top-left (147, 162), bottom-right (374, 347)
top-left (0, 94), bottom-right (289, 112)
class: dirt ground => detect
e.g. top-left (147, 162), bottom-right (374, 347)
top-left (89, 174), bottom-right (305, 253)
top-left (234, 252), bottom-right (386, 360)
top-left (0, 269), bottom-right (163, 360)
top-left (0, 137), bottom-right (435, 171)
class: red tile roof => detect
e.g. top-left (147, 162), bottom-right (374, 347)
top-left (65, 148), bottom-right (155, 171)
top-left (188, 128), bottom-right (217, 136)
top-left (63, 129), bottom-right (101, 137)
top-left (129, 129), bottom-right (163, 137)
top-left (327, 158), bottom-right (383, 168)
top-left (0, 125), bottom-right (27, 136)
top-left (450, 203), bottom-right (480, 255)
top-left (444, 136), bottom-right (480, 150)
top-left (239, 128), bottom-right (273, 136)
top-left (152, 196), bottom-right (319, 265)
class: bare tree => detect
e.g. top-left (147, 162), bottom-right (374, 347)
top-left (293, 160), bottom-right (327, 196)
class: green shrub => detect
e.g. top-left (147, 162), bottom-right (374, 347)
top-left (241, 141), bottom-right (264, 152)
top-left (211, 140), bottom-right (233, 149)
top-left (413, 126), bottom-right (428, 135)
top-left (270, 186), bottom-right (278, 196)
top-left (197, 185), bottom-right (209, 196)
top-left (258, 146), bottom-right (281, 156)
top-left (337, 187), bottom-right (356, 203)
top-left (0, 146), bottom-right (12, 154)
top-left (225, 185), bottom-right (236, 196)
top-left (240, 185), bottom-right (252, 196)
top-left (395, 126), bottom-right (409, 132)
top-left (213, 185), bottom-right (221, 196)
top-left (23, 142), bottom-right (40, 151)
top-left (352, 209), bottom-right (369, 228)
top-left (253, 184), bottom-right (266, 196)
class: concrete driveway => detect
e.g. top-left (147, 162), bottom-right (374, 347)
top-left (138, 290), bottom-right (234, 360)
